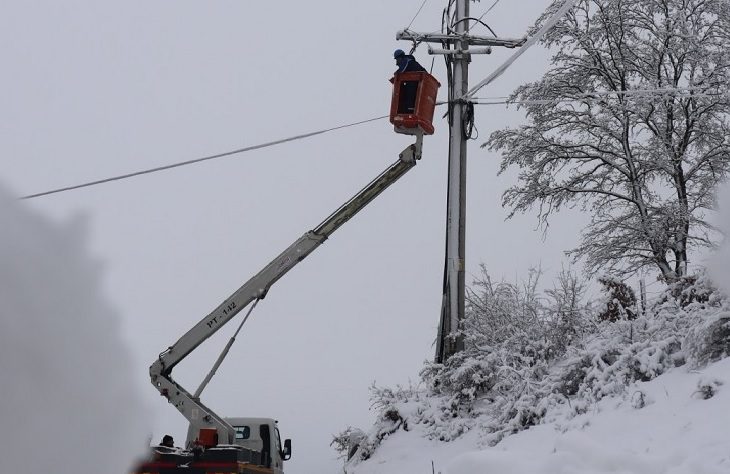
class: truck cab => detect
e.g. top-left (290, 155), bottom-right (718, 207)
top-left (186, 417), bottom-right (291, 473)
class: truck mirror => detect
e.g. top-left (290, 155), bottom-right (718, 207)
top-left (282, 439), bottom-right (292, 460)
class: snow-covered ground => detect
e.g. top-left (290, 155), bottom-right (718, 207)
top-left (347, 182), bottom-right (730, 474)
top-left (352, 357), bottom-right (730, 474)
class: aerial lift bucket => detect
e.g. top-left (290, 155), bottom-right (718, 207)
top-left (389, 71), bottom-right (441, 135)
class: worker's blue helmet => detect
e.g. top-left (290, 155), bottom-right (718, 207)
top-left (394, 49), bottom-right (406, 59)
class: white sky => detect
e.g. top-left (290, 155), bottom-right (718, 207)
top-left (1, 1), bottom-right (589, 472)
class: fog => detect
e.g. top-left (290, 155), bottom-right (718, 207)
top-left (0, 184), bottom-right (149, 473)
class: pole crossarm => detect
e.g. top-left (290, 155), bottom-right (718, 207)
top-left (397, 30), bottom-right (526, 48)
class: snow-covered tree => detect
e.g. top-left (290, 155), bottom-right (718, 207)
top-left (596, 276), bottom-right (638, 322)
top-left (487, 0), bottom-right (730, 282)
top-left (463, 263), bottom-right (543, 349)
top-left (544, 267), bottom-right (590, 352)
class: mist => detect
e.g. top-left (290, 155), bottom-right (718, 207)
top-left (0, 184), bottom-right (149, 473)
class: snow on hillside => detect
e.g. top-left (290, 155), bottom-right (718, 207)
top-left (350, 357), bottom-right (730, 474)
top-left (0, 184), bottom-right (149, 474)
top-left (346, 182), bottom-right (730, 474)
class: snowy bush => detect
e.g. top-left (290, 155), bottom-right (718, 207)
top-left (333, 383), bottom-right (425, 465)
top-left (684, 312), bottom-right (730, 367)
top-left (693, 378), bottom-right (723, 400)
top-left (331, 427), bottom-right (369, 462)
top-left (596, 277), bottom-right (637, 322)
top-left (337, 269), bottom-right (730, 468)
top-left (421, 353), bottom-right (496, 414)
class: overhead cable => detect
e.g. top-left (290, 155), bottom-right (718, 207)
top-left (21, 115), bottom-right (388, 200)
top-left (472, 86), bottom-right (728, 100)
top-left (469, 87), bottom-right (730, 106)
top-left (477, 0), bottom-right (502, 22)
top-left (451, 17), bottom-right (498, 37)
top-left (406, 0), bottom-right (430, 30)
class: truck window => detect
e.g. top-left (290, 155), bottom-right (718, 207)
top-left (275, 427), bottom-right (282, 454)
top-left (234, 426), bottom-right (250, 440)
top-left (259, 424), bottom-right (271, 467)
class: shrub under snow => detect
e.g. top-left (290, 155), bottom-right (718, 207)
top-left (335, 269), bottom-right (730, 469)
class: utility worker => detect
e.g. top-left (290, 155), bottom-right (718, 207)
top-left (394, 49), bottom-right (427, 73)
top-left (160, 435), bottom-right (175, 448)
top-left (393, 49), bottom-right (428, 114)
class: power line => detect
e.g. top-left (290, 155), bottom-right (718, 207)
top-left (468, 87), bottom-right (730, 106)
top-left (476, 0), bottom-right (501, 22)
top-left (436, 86), bottom-right (729, 108)
top-left (21, 114), bottom-right (389, 200)
top-left (464, 0), bottom-right (580, 100)
top-left (33, 86), bottom-right (708, 201)
top-left (406, 0), bottom-right (430, 30)
top-left (466, 0), bottom-right (501, 37)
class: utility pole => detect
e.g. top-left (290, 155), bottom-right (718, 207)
top-left (397, 3), bottom-right (524, 363)
top-left (639, 278), bottom-right (647, 317)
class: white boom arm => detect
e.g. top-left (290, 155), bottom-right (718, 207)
top-left (150, 137), bottom-right (423, 444)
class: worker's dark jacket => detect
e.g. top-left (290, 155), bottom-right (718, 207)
top-left (396, 55), bottom-right (427, 73)
top-left (393, 56), bottom-right (429, 114)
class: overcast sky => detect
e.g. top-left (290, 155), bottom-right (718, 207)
top-left (1, 1), bottom-right (588, 472)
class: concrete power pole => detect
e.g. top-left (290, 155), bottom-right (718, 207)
top-left (440, 0), bottom-right (470, 364)
top-left (639, 278), bottom-right (647, 317)
top-left (398, 2), bottom-right (524, 363)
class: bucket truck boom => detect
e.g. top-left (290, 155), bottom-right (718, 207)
top-left (140, 136), bottom-right (423, 474)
